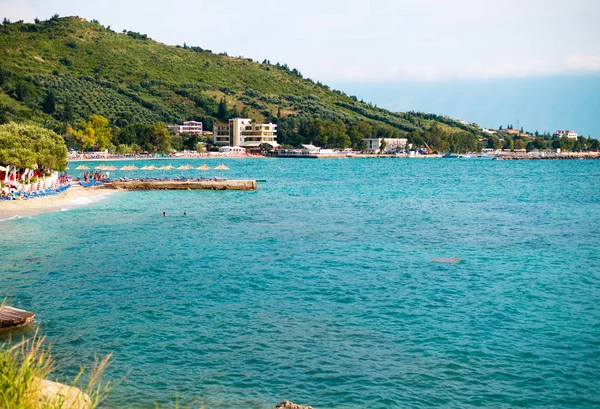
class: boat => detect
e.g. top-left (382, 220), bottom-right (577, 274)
top-left (442, 153), bottom-right (459, 158)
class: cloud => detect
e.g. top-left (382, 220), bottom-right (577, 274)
top-left (565, 54), bottom-right (600, 72)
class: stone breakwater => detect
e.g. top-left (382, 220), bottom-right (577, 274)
top-left (105, 180), bottom-right (257, 191)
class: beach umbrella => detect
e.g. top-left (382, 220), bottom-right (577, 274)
top-left (95, 165), bottom-right (107, 170)
top-left (214, 164), bottom-right (229, 170)
top-left (177, 164), bottom-right (194, 170)
top-left (158, 165), bottom-right (170, 170)
top-left (75, 165), bottom-right (90, 170)
top-left (148, 165), bottom-right (159, 170)
top-left (130, 165), bottom-right (139, 170)
top-left (141, 165), bottom-right (152, 170)
top-left (107, 165), bottom-right (117, 171)
top-left (197, 164), bottom-right (210, 170)
top-left (119, 165), bottom-right (133, 171)
top-left (165, 164), bottom-right (175, 170)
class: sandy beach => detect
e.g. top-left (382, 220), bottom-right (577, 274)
top-left (0, 186), bottom-right (119, 221)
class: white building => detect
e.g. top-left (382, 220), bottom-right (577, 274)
top-left (553, 130), bottom-right (578, 139)
top-left (213, 118), bottom-right (279, 151)
top-left (218, 146), bottom-right (246, 154)
top-left (363, 138), bottom-right (408, 153)
top-left (168, 121), bottom-right (203, 135)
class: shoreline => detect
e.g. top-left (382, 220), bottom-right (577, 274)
top-left (0, 186), bottom-right (119, 221)
top-left (68, 152), bottom-right (600, 162)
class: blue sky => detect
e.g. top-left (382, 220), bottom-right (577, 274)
top-left (2, 0), bottom-right (599, 135)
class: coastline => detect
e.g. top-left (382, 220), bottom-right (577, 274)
top-left (0, 186), bottom-right (119, 221)
top-left (68, 151), bottom-right (600, 162)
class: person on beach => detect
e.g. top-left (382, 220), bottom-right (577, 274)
top-left (184, 212), bottom-right (187, 216)
top-left (163, 212), bottom-right (166, 217)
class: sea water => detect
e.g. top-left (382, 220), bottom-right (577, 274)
top-left (1, 158), bottom-right (599, 408)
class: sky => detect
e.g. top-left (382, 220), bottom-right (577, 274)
top-left (2, 0), bottom-right (600, 135)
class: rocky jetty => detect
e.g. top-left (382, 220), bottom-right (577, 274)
top-left (106, 179), bottom-right (257, 191)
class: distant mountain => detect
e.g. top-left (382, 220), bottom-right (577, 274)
top-left (0, 16), bottom-right (483, 151)
top-left (332, 75), bottom-right (600, 139)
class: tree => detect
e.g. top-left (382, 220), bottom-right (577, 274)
top-left (487, 135), bottom-right (503, 150)
top-left (14, 81), bottom-right (33, 103)
top-left (72, 125), bottom-right (96, 152)
top-left (217, 98), bottom-right (228, 121)
top-left (148, 122), bottom-right (171, 153)
top-left (379, 137), bottom-right (387, 153)
top-left (86, 114), bottom-right (112, 150)
top-left (229, 105), bottom-right (240, 119)
top-left (0, 122), bottom-right (67, 170)
top-left (60, 96), bottom-right (74, 125)
top-left (303, 118), bottom-right (326, 146)
top-left (41, 90), bottom-right (56, 114)
top-left (514, 139), bottom-right (526, 150)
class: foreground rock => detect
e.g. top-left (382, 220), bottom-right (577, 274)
top-left (0, 306), bottom-right (35, 328)
top-left (274, 401), bottom-right (314, 409)
top-left (29, 378), bottom-right (91, 409)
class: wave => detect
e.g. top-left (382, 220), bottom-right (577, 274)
top-left (0, 215), bottom-right (22, 223)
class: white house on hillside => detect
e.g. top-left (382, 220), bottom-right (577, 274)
top-left (553, 130), bottom-right (578, 139)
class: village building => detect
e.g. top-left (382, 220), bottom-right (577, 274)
top-left (363, 138), bottom-right (408, 153)
top-left (553, 130), bottom-right (578, 139)
top-left (168, 121), bottom-right (203, 135)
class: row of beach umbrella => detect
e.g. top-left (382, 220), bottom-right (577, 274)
top-left (74, 164), bottom-right (229, 171)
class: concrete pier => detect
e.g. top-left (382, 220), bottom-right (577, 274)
top-left (106, 180), bottom-right (257, 191)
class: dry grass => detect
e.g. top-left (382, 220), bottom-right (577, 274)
top-left (0, 332), bottom-right (112, 409)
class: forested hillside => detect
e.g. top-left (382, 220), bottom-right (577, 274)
top-left (0, 15), bottom-right (488, 151)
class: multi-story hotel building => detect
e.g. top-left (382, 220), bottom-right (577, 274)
top-left (168, 121), bottom-right (203, 135)
top-left (213, 118), bottom-right (278, 150)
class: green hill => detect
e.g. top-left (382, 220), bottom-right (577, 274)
top-left (0, 15), bottom-right (484, 151)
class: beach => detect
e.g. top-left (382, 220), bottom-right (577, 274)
top-left (0, 186), bottom-right (119, 221)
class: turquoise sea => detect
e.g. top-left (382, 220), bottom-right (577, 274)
top-left (1, 158), bottom-right (599, 408)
